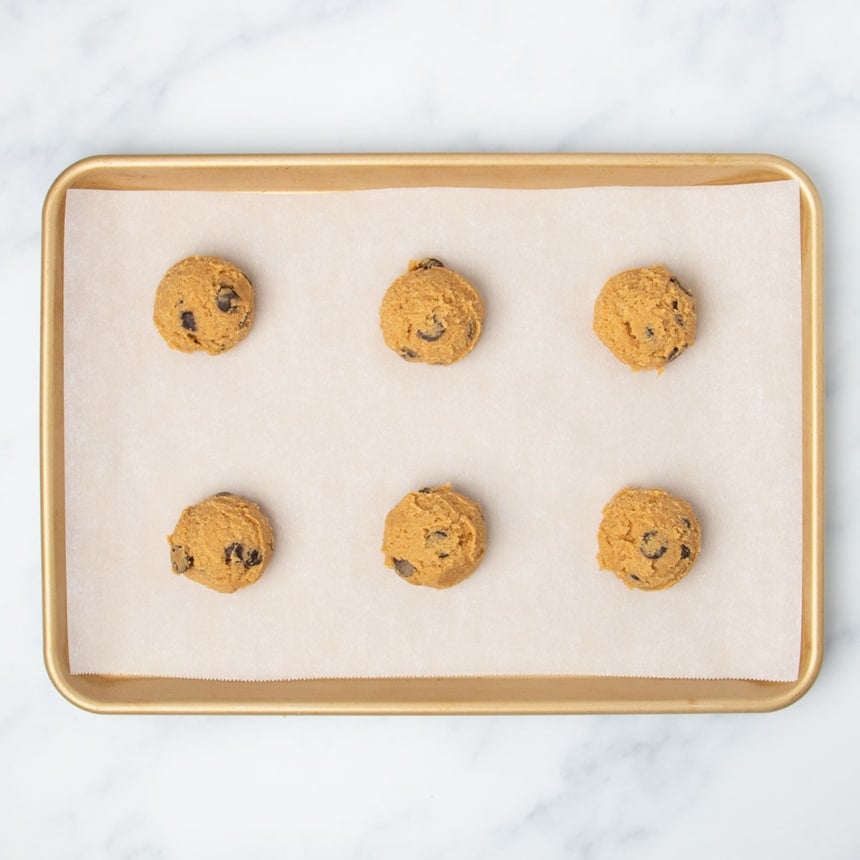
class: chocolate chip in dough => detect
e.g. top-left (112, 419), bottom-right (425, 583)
top-left (417, 315), bottom-right (446, 342)
top-left (224, 542), bottom-right (245, 564)
top-left (170, 545), bottom-right (193, 573)
top-left (225, 542), bottom-right (263, 568)
top-left (216, 285), bottom-right (240, 312)
top-left (180, 310), bottom-right (197, 332)
top-left (393, 558), bottom-right (415, 578)
top-left (670, 276), bottom-right (693, 296)
top-left (426, 530), bottom-right (449, 557)
top-left (640, 531), bottom-right (668, 560)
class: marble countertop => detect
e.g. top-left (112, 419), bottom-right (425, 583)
top-left (3, 1), bottom-right (858, 856)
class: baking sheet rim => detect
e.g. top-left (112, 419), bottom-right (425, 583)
top-left (40, 152), bottom-right (824, 714)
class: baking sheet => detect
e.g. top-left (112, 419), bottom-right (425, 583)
top-left (63, 181), bottom-right (802, 682)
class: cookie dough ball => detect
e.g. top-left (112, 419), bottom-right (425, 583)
top-left (597, 487), bottom-right (701, 591)
top-left (379, 258), bottom-right (485, 365)
top-left (154, 255), bottom-right (255, 355)
top-left (593, 265), bottom-right (696, 371)
top-left (382, 484), bottom-right (487, 589)
top-left (168, 492), bottom-right (275, 593)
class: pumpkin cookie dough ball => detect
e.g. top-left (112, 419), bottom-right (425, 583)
top-left (382, 484), bottom-right (487, 589)
top-left (168, 492), bottom-right (275, 593)
top-left (379, 258), bottom-right (485, 365)
top-left (154, 255), bottom-right (255, 355)
top-left (597, 487), bottom-right (701, 591)
top-left (593, 265), bottom-right (696, 371)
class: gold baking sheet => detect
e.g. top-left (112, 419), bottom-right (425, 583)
top-left (41, 153), bottom-right (824, 713)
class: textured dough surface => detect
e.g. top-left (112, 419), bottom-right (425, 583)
top-left (597, 487), bottom-right (701, 591)
top-left (153, 255), bottom-right (255, 355)
top-left (379, 259), bottom-right (485, 365)
top-left (168, 493), bottom-right (275, 593)
top-left (382, 484), bottom-right (487, 589)
top-left (593, 265), bottom-right (696, 371)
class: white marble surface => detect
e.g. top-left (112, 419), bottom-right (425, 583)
top-left (2, 0), bottom-right (858, 856)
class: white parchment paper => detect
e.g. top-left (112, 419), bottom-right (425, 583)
top-left (63, 181), bottom-right (802, 681)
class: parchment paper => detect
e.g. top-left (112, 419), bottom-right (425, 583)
top-left (63, 181), bottom-right (802, 681)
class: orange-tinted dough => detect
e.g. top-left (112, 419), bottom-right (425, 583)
top-left (379, 258), bottom-right (485, 365)
top-left (593, 265), bottom-right (696, 371)
top-left (154, 255), bottom-right (254, 355)
top-left (597, 487), bottom-right (701, 591)
top-left (382, 484), bottom-right (487, 589)
top-left (168, 493), bottom-right (275, 593)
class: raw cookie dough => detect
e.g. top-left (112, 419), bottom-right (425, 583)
top-left (168, 492), bottom-right (275, 593)
top-left (154, 255), bottom-right (255, 355)
top-left (593, 265), bottom-right (696, 371)
top-left (597, 487), bottom-right (701, 591)
top-left (382, 484), bottom-right (487, 589)
top-left (379, 258), bottom-right (485, 365)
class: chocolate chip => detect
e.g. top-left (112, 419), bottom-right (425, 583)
top-left (417, 315), bottom-right (446, 342)
top-left (225, 542), bottom-right (262, 568)
top-left (680, 544), bottom-right (691, 559)
top-left (466, 320), bottom-right (476, 342)
top-left (670, 276), bottom-right (693, 296)
top-left (672, 300), bottom-right (679, 310)
top-left (681, 518), bottom-right (692, 528)
top-left (224, 542), bottom-right (245, 564)
top-left (438, 552), bottom-right (450, 559)
top-left (426, 530), bottom-right (448, 550)
top-left (640, 531), bottom-right (668, 560)
top-left (393, 558), bottom-right (415, 578)
top-left (216, 285), bottom-right (239, 312)
top-left (674, 314), bottom-right (685, 327)
top-left (630, 573), bottom-right (641, 582)
top-left (416, 258), bottom-right (444, 270)
top-left (180, 311), bottom-right (197, 332)
top-left (644, 326), bottom-right (655, 339)
top-left (400, 346), bottom-right (418, 359)
top-left (666, 346), bottom-right (681, 362)
top-left (170, 545), bottom-right (193, 574)
top-left (419, 487), bottom-right (432, 494)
